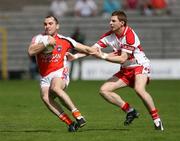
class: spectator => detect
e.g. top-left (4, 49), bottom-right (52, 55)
top-left (123, 0), bottom-right (139, 9)
top-left (29, 56), bottom-right (39, 79)
top-left (150, 0), bottom-right (168, 15)
top-left (165, 0), bottom-right (177, 14)
top-left (49, 0), bottom-right (68, 17)
top-left (139, 0), bottom-right (153, 16)
top-left (74, 0), bottom-right (98, 17)
top-left (71, 27), bottom-right (86, 44)
top-left (70, 27), bottom-right (86, 79)
top-left (102, 0), bottom-right (121, 18)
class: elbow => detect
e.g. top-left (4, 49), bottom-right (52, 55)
top-left (120, 58), bottom-right (126, 64)
top-left (28, 48), bottom-right (35, 57)
top-left (119, 56), bottom-right (128, 64)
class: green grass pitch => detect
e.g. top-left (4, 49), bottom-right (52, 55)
top-left (0, 80), bottom-right (180, 141)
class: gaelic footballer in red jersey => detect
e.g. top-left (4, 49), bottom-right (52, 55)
top-left (92, 11), bottom-right (164, 131)
top-left (28, 15), bottom-right (93, 132)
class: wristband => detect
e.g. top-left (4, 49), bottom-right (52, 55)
top-left (41, 36), bottom-right (49, 46)
top-left (101, 53), bottom-right (108, 59)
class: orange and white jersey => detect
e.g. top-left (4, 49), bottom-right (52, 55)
top-left (31, 34), bottom-right (77, 77)
top-left (94, 26), bottom-right (150, 68)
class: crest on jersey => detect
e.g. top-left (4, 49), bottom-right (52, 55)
top-left (57, 45), bottom-right (62, 52)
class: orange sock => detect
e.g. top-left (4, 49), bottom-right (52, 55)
top-left (59, 113), bottom-right (73, 125)
top-left (72, 110), bottom-right (82, 119)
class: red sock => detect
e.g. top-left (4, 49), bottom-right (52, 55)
top-left (150, 109), bottom-right (160, 120)
top-left (59, 113), bottom-right (73, 125)
top-left (121, 102), bottom-right (131, 113)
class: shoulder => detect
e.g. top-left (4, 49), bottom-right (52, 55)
top-left (57, 34), bottom-right (73, 42)
top-left (125, 27), bottom-right (136, 45)
top-left (31, 33), bottom-right (44, 44)
top-left (99, 30), bottom-right (113, 39)
top-left (57, 34), bottom-right (77, 47)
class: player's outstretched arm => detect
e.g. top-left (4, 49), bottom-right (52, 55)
top-left (75, 43), bottom-right (97, 55)
top-left (66, 52), bottom-right (88, 61)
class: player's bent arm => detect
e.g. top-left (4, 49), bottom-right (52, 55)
top-left (28, 35), bottom-right (56, 56)
top-left (66, 52), bottom-right (88, 61)
top-left (102, 51), bottom-right (129, 64)
top-left (28, 43), bottom-right (45, 56)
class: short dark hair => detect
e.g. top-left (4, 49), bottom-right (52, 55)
top-left (45, 15), bottom-right (59, 24)
top-left (111, 11), bottom-right (127, 26)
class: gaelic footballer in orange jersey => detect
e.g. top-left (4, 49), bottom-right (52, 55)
top-left (28, 15), bottom-right (93, 132)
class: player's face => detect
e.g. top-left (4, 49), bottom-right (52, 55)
top-left (109, 16), bottom-right (124, 32)
top-left (44, 17), bottom-right (59, 36)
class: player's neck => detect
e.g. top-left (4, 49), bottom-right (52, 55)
top-left (115, 26), bottom-right (125, 37)
top-left (52, 33), bottom-right (58, 37)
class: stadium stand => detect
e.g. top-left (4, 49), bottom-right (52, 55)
top-left (0, 0), bottom-right (180, 79)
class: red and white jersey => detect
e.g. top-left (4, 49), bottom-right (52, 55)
top-left (31, 34), bottom-right (77, 77)
top-left (94, 26), bottom-right (150, 68)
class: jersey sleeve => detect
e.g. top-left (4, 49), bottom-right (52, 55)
top-left (121, 29), bottom-right (136, 54)
top-left (94, 31), bottom-right (113, 49)
top-left (57, 34), bottom-right (78, 48)
top-left (65, 37), bottom-right (78, 47)
top-left (31, 34), bottom-right (43, 44)
top-left (93, 40), bottom-right (107, 49)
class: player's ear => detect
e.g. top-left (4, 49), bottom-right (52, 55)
top-left (120, 21), bottom-right (125, 27)
top-left (56, 24), bottom-right (60, 30)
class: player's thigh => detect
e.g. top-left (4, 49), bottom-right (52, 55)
top-left (40, 86), bottom-right (50, 100)
top-left (134, 74), bottom-right (148, 90)
top-left (101, 76), bottom-right (127, 92)
top-left (51, 77), bottom-right (66, 90)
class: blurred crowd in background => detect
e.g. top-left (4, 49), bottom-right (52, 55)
top-left (48, 0), bottom-right (176, 18)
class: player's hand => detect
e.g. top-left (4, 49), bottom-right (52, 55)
top-left (66, 52), bottom-right (77, 61)
top-left (91, 47), bottom-right (103, 58)
top-left (47, 36), bottom-right (56, 46)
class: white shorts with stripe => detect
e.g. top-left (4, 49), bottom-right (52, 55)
top-left (40, 67), bottom-right (69, 88)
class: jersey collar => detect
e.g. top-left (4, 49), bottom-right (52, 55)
top-left (115, 26), bottom-right (128, 38)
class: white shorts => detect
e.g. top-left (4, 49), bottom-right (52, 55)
top-left (40, 67), bottom-right (70, 88)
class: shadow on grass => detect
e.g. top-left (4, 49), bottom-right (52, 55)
top-left (0, 129), bottom-right (58, 133)
top-left (78, 128), bottom-right (130, 132)
top-left (0, 128), bottom-right (130, 133)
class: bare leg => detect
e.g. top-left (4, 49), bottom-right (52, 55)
top-left (50, 77), bottom-right (77, 111)
top-left (100, 76), bottom-right (140, 126)
top-left (99, 76), bottom-right (127, 107)
top-left (50, 77), bottom-right (86, 127)
top-left (40, 86), bottom-right (64, 116)
top-left (134, 74), bottom-right (164, 130)
top-left (134, 74), bottom-right (155, 112)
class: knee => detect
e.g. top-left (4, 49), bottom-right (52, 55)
top-left (134, 86), bottom-right (148, 98)
top-left (99, 86), bottom-right (109, 97)
top-left (50, 85), bottom-right (65, 99)
top-left (50, 85), bottom-right (59, 94)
